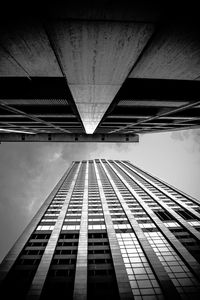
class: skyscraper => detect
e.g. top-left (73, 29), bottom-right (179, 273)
top-left (1, 159), bottom-right (200, 299)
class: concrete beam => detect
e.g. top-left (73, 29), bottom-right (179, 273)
top-left (0, 133), bottom-right (139, 143)
top-left (47, 21), bottom-right (154, 133)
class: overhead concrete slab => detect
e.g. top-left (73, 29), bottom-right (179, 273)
top-left (129, 24), bottom-right (200, 80)
top-left (68, 84), bottom-right (120, 133)
top-left (0, 47), bottom-right (28, 76)
top-left (0, 21), bottom-right (62, 77)
top-left (47, 20), bottom-right (154, 133)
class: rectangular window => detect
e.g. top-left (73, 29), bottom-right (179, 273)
top-left (155, 210), bottom-right (174, 221)
top-left (176, 210), bottom-right (195, 220)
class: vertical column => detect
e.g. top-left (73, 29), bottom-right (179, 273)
top-left (101, 160), bottom-right (180, 299)
top-left (73, 162), bottom-right (88, 300)
top-left (94, 161), bottom-right (133, 300)
top-left (26, 162), bottom-right (81, 300)
top-left (0, 162), bottom-right (74, 284)
top-left (109, 160), bottom-right (200, 281)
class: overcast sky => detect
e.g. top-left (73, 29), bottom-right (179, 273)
top-left (0, 128), bottom-right (200, 262)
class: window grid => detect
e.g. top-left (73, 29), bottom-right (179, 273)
top-left (144, 231), bottom-right (200, 298)
top-left (116, 232), bottom-right (164, 299)
top-left (124, 162), bottom-right (200, 215)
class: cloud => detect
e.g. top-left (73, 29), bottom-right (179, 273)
top-left (0, 143), bottom-right (64, 261)
top-left (191, 129), bottom-right (200, 151)
top-left (0, 142), bottom-right (107, 262)
top-left (171, 131), bottom-right (185, 141)
top-left (60, 143), bottom-right (99, 161)
top-left (171, 128), bottom-right (200, 152)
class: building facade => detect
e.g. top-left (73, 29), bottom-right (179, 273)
top-left (1, 159), bottom-right (200, 299)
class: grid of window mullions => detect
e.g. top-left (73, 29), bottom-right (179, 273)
top-left (103, 163), bottom-right (157, 230)
top-left (144, 231), bottom-right (200, 297)
top-left (40, 233), bottom-right (79, 299)
top-left (26, 162), bottom-right (81, 299)
top-left (123, 162), bottom-right (200, 219)
top-left (98, 161), bottom-right (171, 299)
top-left (108, 160), bottom-right (200, 283)
top-left (126, 162), bottom-right (199, 205)
top-left (117, 232), bottom-right (164, 299)
top-left (101, 159), bottom-right (198, 298)
top-left (3, 159), bottom-right (200, 300)
top-left (87, 163), bottom-right (105, 231)
top-left (93, 161), bottom-right (133, 300)
top-left (113, 162), bottom-right (200, 239)
top-left (1, 231), bottom-right (51, 299)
